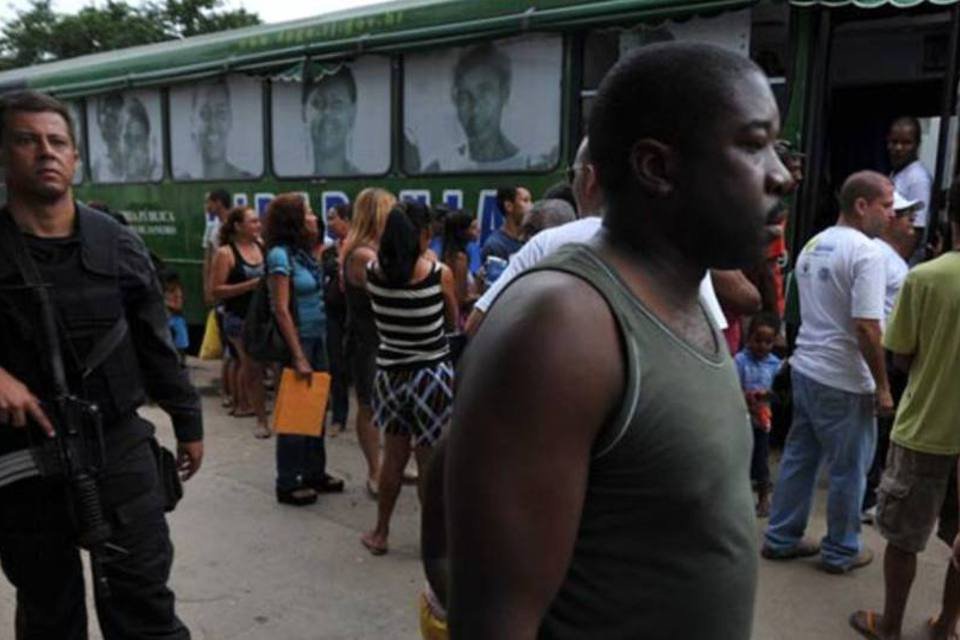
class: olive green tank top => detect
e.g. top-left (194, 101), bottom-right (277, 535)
top-left (527, 244), bottom-right (757, 640)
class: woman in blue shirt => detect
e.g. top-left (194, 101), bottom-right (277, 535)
top-left (264, 194), bottom-right (344, 506)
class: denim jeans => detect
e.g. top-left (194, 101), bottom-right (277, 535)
top-left (764, 369), bottom-right (877, 568)
top-left (276, 335), bottom-right (328, 492)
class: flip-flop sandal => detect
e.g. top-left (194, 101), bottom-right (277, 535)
top-left (361, 534), bottom-right (388, 556)
top-left (253, 425), bottom-right (272, 439)
top-left (850, 610), bottom-right (885, 640)
top-left (928, 616), bottom-right (960, 640)
top-left (366, 478), bottom-right (379, 499)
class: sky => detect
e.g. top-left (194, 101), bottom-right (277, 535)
top-left (3, 0), bottom-right (389, 25)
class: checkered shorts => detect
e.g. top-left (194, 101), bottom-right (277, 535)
top-left (373, 361), bottom-right (454, 447)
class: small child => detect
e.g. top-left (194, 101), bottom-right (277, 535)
top-left (734, 312), bottom-right (783, 518)
top-left (162, 272), bottom-right (189, 365)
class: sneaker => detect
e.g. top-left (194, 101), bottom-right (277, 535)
top-left (861, 505), bottom-right (877, 525)
top-left (821, 547), bottom-right (874, 575)
top-left (761, 538), bottom-right (821, 560)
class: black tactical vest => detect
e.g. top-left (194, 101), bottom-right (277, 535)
top-left (0, 205), bottom-right (147, 453)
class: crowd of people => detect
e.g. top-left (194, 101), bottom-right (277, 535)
top-left (0, 40), bottom-right (959, 640)
top-left (194, 167), bottom-right (587, 532)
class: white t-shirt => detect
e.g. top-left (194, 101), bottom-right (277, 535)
top-left (791, 226), bottom-right (885, 393)
top-left (873, 238), bottom-right (908, 321)
top-left (202, 214), bottom-right (221, 252)
top-left (473, 216), bottom-right (728, 330)
top-left (891, 159), bottom-right (933, 228)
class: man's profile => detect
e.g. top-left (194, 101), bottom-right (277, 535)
top-left (302, 67), bottom-right (359, 176)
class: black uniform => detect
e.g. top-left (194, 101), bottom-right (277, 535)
top-left (0, 204), bottom-right (201, 639)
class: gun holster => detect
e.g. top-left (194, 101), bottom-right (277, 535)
top-left (150, 439), bottom-right (183, 513)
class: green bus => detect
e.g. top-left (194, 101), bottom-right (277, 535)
top-left (0, 0), bottom-right (957, 330)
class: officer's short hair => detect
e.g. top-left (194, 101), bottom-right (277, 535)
top-left (0, 90), bottom-right (76, 147)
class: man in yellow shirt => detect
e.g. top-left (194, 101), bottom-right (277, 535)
top-left (851, 187), bottom-right (960, 640)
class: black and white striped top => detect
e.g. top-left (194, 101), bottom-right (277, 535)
top-left (366, 261), bottom-right (450, 370)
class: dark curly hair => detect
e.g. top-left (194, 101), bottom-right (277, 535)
top-left (263, 194), bottom-right (313, 252)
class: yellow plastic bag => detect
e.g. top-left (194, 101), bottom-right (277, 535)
top-left (198, 310), bottom-right (223, 360)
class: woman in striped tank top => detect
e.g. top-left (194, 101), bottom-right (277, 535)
top-left (360, 201), bottom-right (459, 556)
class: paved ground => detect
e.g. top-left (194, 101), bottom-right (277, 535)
top-left (0, 358), bottom-right (952, 639)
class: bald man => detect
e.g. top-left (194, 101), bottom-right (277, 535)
top-left (763, 170), bottom-right (894, 574)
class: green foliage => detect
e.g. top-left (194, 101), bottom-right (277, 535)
top-left (0, 0), bottom-right (261, 68)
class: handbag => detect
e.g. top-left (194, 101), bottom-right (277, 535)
top-left (243, 249), bottom-right (298, 363)
top-left (198, 309), bottom-right (222, 360)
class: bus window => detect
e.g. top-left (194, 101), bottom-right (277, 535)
top-left (86, 89), bottom-right (164, 184)
top-left (579, 11), bottom-right (753, 137)
top-left (402, 33), bottom-right (562, 174)
top-left (65, 100), bottom-right (86, 185)
top-left (271, 56), bottom-right (391, 178)
top-left (169, 75), bottom-right (264, 181)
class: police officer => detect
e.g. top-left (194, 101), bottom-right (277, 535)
top-left (0, 92), bottom-right (202, 637)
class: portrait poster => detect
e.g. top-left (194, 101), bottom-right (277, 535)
top-left (65, 100), bottom-right (85, 184)
top-left (170, 75), bottom-right (264, 180)
top-left (86, 89), bottom-right (163, 183)
top-left (403, 34), bottom-right (562, 174)
top-left (272, 56), bottom-right (391, 177)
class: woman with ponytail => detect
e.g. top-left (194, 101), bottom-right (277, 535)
top-left (360, 201), bottom-right (458, 556)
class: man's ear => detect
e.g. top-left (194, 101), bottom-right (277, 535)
top-left (628, 139), bottom-right (677, 197)
top-left (853, 196), bottom-right (868, 220)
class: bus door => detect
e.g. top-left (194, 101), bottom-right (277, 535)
top-left (812, 6), bottom-right (958, 235)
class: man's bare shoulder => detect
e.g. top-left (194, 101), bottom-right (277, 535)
top-left (461, 269), bottom-right (623, 418)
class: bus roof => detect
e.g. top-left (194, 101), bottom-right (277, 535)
top-left (0, 0), bottom-right (753, 97)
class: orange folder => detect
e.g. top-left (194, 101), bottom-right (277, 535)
top-left (272, 368), bottom-right (331, 437)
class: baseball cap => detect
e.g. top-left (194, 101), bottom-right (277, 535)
top-left (893, 191), bottom-right (921, 213)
